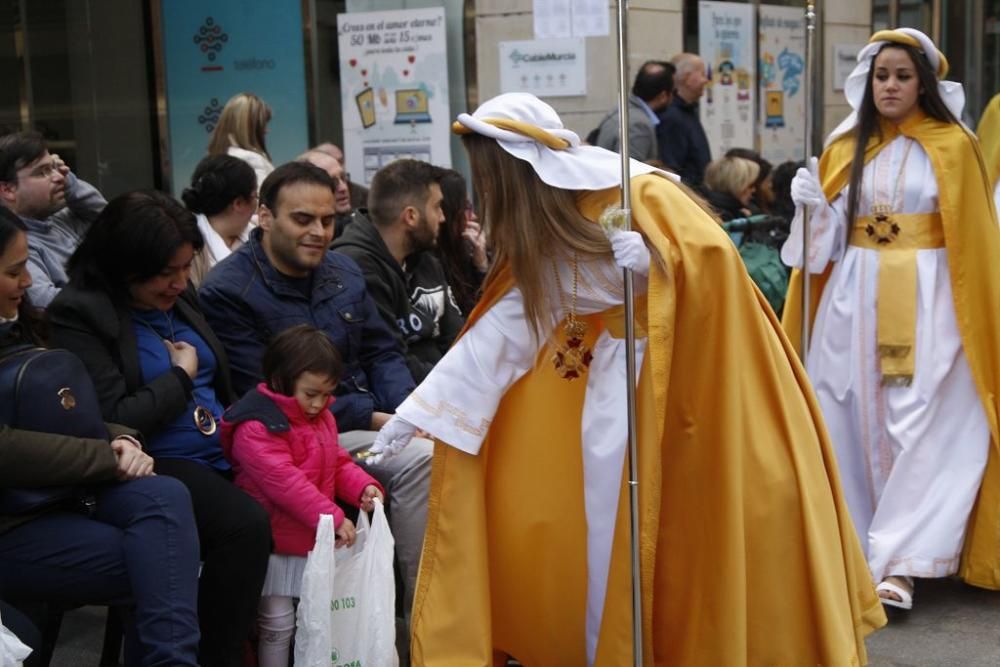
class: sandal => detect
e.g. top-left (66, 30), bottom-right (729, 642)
top-left (876, 575), bottom-right (914, 610)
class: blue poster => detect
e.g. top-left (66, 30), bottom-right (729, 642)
top-left (160, 1), bottom-right (309, 195)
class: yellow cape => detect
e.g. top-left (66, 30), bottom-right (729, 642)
top-left (411, 173), bottom-right (885, 666)
top-left (782, 112), bottom-right (1000, 589)
top-left (977, 93), bottom-right (1000, 190)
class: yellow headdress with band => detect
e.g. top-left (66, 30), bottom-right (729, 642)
top-left (451, 92), bottom-right (673, 191)
top-left (452, 117), bottom-right (571, 151)
top-left (868, 29), bottom-right (949, 78)
top-left (825, 27), bottom-right (964, 146)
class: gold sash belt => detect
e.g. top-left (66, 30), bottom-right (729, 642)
top-left (599, 297), bottom-right (648, 340)
top-left (849, 212), bottom-right (945, 385)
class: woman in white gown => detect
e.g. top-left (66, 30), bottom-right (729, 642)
top-left (782, 28), bottom-right (1000, 610)
top-left (368, 93), bottom-right (884, 666)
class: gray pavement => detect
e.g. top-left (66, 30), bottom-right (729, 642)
top-left (866, 578), bottom-right (1000, 667)
top-left (43, 579), bottom-right (1000, 665)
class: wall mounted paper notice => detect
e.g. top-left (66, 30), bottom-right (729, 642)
top-left (534, 0), bottom-right (572, 39)
top-left (572, 0), bottom-right (609, 37)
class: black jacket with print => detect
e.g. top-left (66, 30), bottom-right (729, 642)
top-left (332, 211), bottom-right (464, 383)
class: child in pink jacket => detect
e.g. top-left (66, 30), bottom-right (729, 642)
top-left (221, 324), bottom-right (384, 667)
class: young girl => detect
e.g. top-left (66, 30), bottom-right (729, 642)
top-left (221, 324), bottom-right (384, 667)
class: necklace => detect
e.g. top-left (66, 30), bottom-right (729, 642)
top-left (865, 138), bottom-right (914, 244)
top-left (133, 309), bottom-right (218, 436)
top-left (550, 254), bottom-right (592, 380)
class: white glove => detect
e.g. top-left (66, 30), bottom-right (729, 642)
top-left (790, 156), bottom-right (825, 208)
top-left (609, 229), bottom-right (650, 276)
top-left (366, 414), bottom-right (417, 465)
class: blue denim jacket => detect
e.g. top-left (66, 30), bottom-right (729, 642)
top-left (199, 229), bottom-right (415, 432)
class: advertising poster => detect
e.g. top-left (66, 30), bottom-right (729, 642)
top-left (337, 8), bottom-right (451, 185)
top-left (758, 5), bottom-right (806, 164)
top-left (160, 1), bottom-right (309, 196)
top-left (698, 1), bottom-right (756, 158)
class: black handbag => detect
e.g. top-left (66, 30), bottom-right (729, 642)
top-left (0, 344), bottom-right (110, 513)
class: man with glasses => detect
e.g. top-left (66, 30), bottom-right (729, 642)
top-left (311, 142), bottom-right (370, 211)
top-left (0, 131), bottom-right (106, 307)
top-left (298, 149), bottom-right (357, 239)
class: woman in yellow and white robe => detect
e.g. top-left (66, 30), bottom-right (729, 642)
top-left (783, 29), bottom-right (1000, 607)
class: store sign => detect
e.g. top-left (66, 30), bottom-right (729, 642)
top-left (499, 38), bottom-right (587, 98)
top-left (337, 7), bottom-right (451, 185)
top-left (833, 44), bottom-right (864, 91)
top-left (758, 5), bottom-right (806, 164)
top-left (699, 1), bottom-right (756, 158)
top-left (160, 0), bottom-right (309, 196)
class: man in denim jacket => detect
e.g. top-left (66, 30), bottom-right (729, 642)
top-left (200, 162), bottom-right (431, 641)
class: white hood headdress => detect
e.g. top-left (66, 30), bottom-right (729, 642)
top-left (826, 28), bottom-right (964, 146)
top-left (453, 92), bottom-right (677, 190)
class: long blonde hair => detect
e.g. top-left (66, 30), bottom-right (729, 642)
top-left (207, 92), bottom-right (272, 160)
top-left (462, 134), bottom-right (611, 339)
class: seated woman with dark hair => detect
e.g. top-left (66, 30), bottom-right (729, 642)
top-left (182, 154), bottom-right (258, 287)
top-left (436, 169), bottom-right (488, 315)
top-left (0, 207), bottom-right (201, 666)
top-left (47, 191), bottom-right (271, 667)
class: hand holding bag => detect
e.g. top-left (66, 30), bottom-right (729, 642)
top-left (294, 499), bottom-right (397, 667)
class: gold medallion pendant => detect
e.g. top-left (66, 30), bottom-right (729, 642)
top-left (551, 255), bottom-right (592, 381)
top-left (552, 319), bottom-right (593, 380)
top-left (193, 405), bottom-right (218, 436)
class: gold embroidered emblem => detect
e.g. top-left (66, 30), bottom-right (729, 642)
top-left (865, 206), bottom-right (901, 245)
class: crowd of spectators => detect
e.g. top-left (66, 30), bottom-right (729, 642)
top-left (0, 89), bottom-right (490, 666)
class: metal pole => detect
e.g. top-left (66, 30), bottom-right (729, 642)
top-left (613, 1), bottom-right (643, 664)
top-left (801, 0), bottom-right (817, 359)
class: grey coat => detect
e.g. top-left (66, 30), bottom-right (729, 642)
top-left (595, 94), bottom-right (659, 162)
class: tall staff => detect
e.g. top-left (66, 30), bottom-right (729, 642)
top-left (801, 0), bottom-right (817, 358)
top-left (612, 1), bottom-right (644, 664)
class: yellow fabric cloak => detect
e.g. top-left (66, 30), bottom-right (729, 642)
top-left (782, 112), bottom-right (1000, 589)
top-left (410, 173), bottom-right (885, 666)
top-left (977, 92), bottom-right (1000, 191)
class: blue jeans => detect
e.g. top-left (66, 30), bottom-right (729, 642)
top-left (0, 476), bottom-right (201, 666)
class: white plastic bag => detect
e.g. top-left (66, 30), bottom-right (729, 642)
top-left (0, 607), bottom-right (32, 667)
top-left (294, 499), bottom-right (397, 666)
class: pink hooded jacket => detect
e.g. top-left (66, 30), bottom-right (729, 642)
top-left (220, 383), bottom-right (383, 556)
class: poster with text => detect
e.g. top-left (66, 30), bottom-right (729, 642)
top-left (698, 1), bottom-right (756, 158)
top-left (337, 8), bottom-right (451, 185)
top-left (160, 1), bottom-right (309, 196)
top-left (758, 5), bottom-right (806, 164)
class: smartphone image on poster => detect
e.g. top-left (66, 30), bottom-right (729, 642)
top-left (356, 87), bottom-right (376, 129)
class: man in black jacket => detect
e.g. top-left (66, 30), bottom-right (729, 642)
top-left (657, 52), bottom-right (712, 187)
top-left (332, 159), bottom-right (464, 383)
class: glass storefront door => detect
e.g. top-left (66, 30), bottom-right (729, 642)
top-left (0, 0), bottom-right (157, 196)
